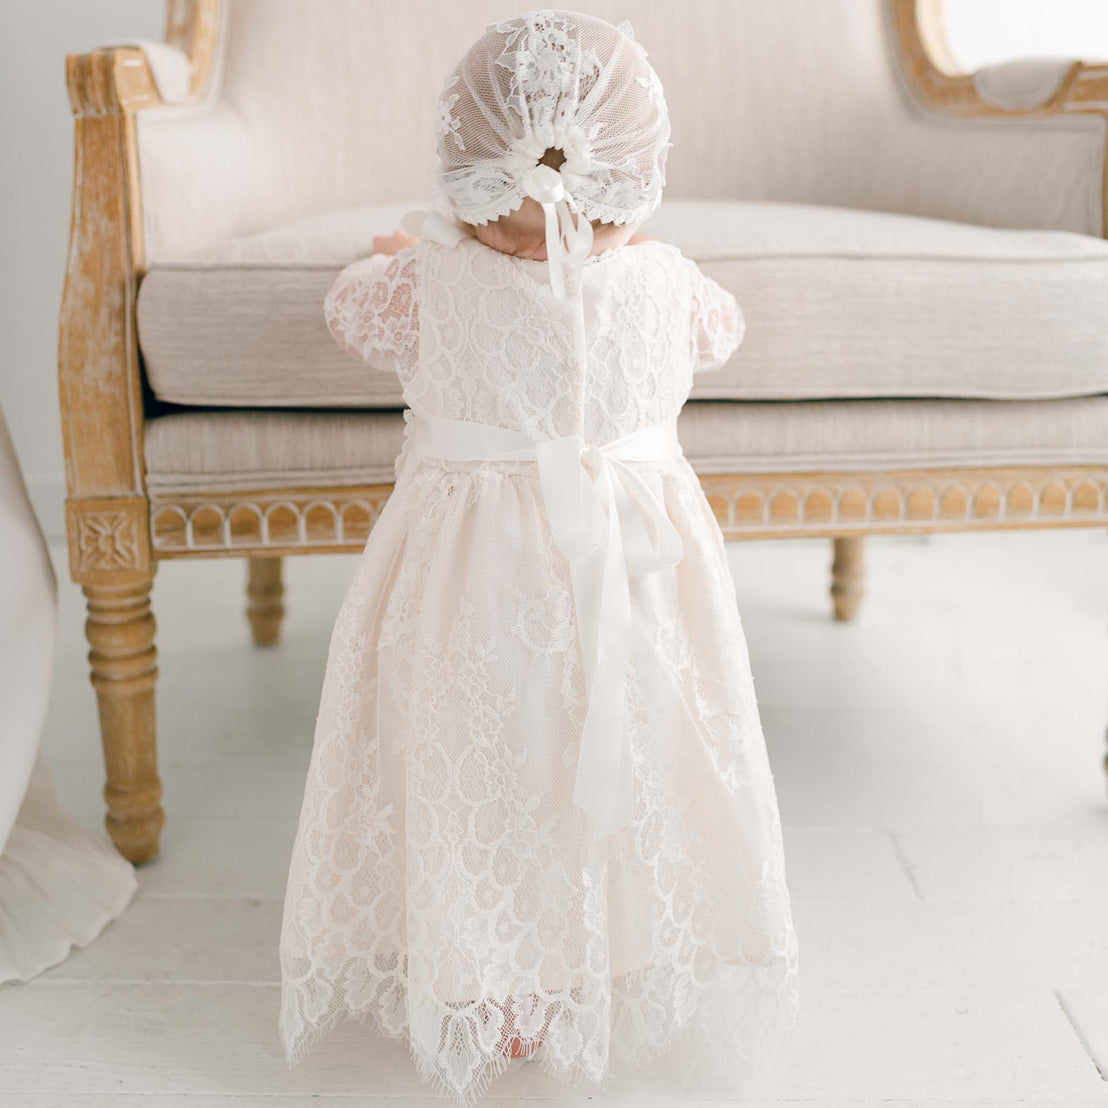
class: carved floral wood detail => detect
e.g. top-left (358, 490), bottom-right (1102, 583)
top-left (67, 498), bottom-right (151, 574)
top-left (77, 513), bottom-right (141, 569)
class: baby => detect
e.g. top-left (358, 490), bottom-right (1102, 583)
top-left (280, 11), bottom-right (798, 1104)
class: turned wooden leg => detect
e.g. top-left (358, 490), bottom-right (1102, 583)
top-left (246, 557), bottom-right (285, 646)
top-left (84, 573), bottom-right (164, 864)
top-left (830, 536), bottom-right (866, 622)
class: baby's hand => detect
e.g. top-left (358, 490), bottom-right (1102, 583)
top-left (372, 230), bottom-right (419, 256)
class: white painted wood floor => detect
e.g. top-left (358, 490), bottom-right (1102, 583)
top-left (3, 530), bottom-right (1108, 1107)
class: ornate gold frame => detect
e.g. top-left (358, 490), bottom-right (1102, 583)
top-left (59, 0), bottom-right (1108, 861)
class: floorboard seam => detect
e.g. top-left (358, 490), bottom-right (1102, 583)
top-left (1055, 990), bottom-right (1108, 1084)
top-left (885, 831), bottom-right (924, 901)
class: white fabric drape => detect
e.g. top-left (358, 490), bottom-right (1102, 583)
top-left (0, 410), bottom-right (137, 985)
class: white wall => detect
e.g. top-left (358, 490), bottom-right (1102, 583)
top-left (1, 0), bottom-right (1106, 540)
top-left (944, 0), bottom-right (1108, 71)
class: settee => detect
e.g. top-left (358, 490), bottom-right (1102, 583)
top-left (60, 0), bottom-right (1108, 861)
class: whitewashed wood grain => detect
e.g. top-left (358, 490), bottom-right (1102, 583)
top-left (48, 757), bottom-right (309, 830)
top-left (0, 985), bottom-right (1101, 1101)
top-left (12, 1098), bottom-right (1108, 1108)
top-left (32, 897), bottom-right (281, 984)
top-left (781, 827), bottom-right (919, 903)
top-left (131, 819), bottom-right (297, 900)
top-left (15, 530), bottom-right (1108, 1103)
top-left (892, 822), bottom-right (1108, 903)
top-left (793, 896), bottom-right (1108, 994)
top-left (30, 891), bottom-right (1108, 999)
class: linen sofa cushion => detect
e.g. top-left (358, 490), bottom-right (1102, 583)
top-left (136, 200), bottom-right (1108, 408)
top-left (143, 397), bottom-right (1108, 496)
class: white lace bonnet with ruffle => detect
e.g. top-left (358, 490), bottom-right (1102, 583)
top-left (428, 10), bottom-right (671, 296)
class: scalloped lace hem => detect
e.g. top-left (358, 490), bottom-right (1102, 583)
top-left (280, 951), bottom-right (799, 1106)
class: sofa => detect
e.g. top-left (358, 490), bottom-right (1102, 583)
top-left (59, 0), bottom-right (1108, 861)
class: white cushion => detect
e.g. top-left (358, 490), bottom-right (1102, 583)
top-left (136, 200), bottom-right (1108, 407)
top-left (143, 396), bottom-right (1108, 495)
top-left (972, 59), bottom-right (1077, 112)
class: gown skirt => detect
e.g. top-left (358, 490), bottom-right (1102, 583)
top-left (279, 447), bottom-right (799, 1103)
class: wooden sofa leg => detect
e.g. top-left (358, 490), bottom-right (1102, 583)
top-left (246, 557), bottom-right (285, 646)
top-left (831, 536), bottom-right (865, 622)
top-left (84, 573), bottom-right (164, 864)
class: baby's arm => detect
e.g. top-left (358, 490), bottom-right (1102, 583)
top-left (688, 261), bottom-right (744, 373)
top-left (324, 246), bottom-right (419, 374)
top-left (371, 230), bottom-right (418, 256)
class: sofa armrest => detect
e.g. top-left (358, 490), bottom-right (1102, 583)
top-left (969, 58), bottom-right (1089, 113)
top-left (58, 2), bottom-right (222, 583)
top-left (887, 0), bottom-right (1108, 237)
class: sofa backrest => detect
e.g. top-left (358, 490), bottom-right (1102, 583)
top-left (216, 0), bottom-right (901, 214)
top-left (135, 0), bottom-right (1107, 262)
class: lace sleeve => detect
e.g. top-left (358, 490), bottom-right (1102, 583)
top-left (324, 247), bottom-right (420, 375)
top-left (688, 262), bottom-right (744, 373)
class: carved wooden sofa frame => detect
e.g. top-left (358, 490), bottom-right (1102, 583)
top-left (60, 0), bottom-right (1108, 863)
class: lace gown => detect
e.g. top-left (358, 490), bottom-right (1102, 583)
top-left (279, 233), bottom-right (799, 1103)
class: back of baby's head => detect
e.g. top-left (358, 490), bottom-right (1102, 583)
top-left (434, 11), bottom-right (670, 245)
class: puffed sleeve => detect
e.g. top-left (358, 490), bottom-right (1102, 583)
top-left (688, 261), bottom-right (744, 373)
top-left (323, 246), bottom-right (420, 375)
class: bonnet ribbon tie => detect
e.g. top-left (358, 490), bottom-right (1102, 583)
top-left (403, 165), bottom-right (593, 301)
top-left (522, 165), bottom-right (594, 301)
top-left (399, 413), bottom-right (684, 840)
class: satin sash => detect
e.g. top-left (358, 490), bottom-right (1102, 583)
top-left (399, 413), bottom-right (685, 840)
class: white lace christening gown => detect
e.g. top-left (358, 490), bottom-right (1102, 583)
top-left (278, 233), bottom-right (799, 1103)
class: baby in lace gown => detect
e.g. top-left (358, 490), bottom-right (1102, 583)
top-left (279, 10), bottom-right (798, 1104)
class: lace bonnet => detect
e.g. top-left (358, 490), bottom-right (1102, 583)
top-left (431, 10), bottom-right (671, 297)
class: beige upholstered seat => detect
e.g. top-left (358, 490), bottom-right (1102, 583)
top-left (136, 200), bottom-right (1108, 408)
top-left (145, 398), bottom-right (1108, 494)
top-left (59, 0), bottom-right (1108, 863)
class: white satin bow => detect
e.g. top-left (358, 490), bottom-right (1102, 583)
top-left (400, 413), bottom-right (685, 840)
